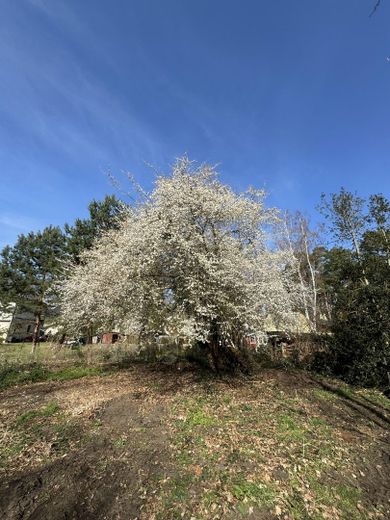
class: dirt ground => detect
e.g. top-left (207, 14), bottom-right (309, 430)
top-left (0, 366), bottom-right (389, 519)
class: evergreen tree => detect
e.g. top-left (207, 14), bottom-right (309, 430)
top-left (64, 195), bottom-right (125, 263)
top-left (319, 191), bottom-right (390, 388)
top-left (0, 226), bottom-right (67, 352)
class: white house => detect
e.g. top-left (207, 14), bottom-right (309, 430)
top-left (0, 303), bottom-right (36, 343)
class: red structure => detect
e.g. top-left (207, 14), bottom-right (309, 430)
top-left (101, 332), bottom-right (120, 344)
top-left (244, 335), bottom-right (257, 350)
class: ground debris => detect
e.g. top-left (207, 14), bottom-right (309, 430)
top-left (0, 367), bottom-right (389, 519)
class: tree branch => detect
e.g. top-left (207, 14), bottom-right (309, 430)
top-left (370, 0), bottom-right (381, 17)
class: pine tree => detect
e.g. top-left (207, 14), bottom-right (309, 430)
top-left (0, 226), bottom-right (67, 352)
top-left (64, 195), bottom-right (125, 264)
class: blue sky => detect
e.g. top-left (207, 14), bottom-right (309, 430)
top-left (0, 0), bottom-right (389, 249)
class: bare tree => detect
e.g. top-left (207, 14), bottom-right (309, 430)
top-left (281, 211), bottom-right (322, 332)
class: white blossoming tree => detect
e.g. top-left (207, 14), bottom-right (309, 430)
top-left (60, 158), bottom-right (300, 370)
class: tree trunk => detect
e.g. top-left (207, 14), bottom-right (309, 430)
top-left (283, 217), bottom-right (313, 331)
top-left (207, 323), bottom-right (251, 374)
top-left (86, 325), bottom-right (94, 345)
top-left (209, 320), bottom-right (221, 372)
top-left (31, 313), bottom-right (41, 354)
top-left (380, 227), bottom-right (390, 267)
top-left (323, 292), bottom-right (332, 323)
top-left (301, 222), bottom-right (317, 332)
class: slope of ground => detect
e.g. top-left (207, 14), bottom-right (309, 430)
top-left (0, 366), bottom-right (389, 519)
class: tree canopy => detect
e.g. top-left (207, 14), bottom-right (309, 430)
top-left (317, 190), bottom-right (390, 387)
top-left (64, 194), bottom-right (125, 264)
top-left (0, 226), bottom-right (67, 349)
top-left (60, 158), bottom-right (300, 370)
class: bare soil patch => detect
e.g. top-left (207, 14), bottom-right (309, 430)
top-left (0, 366), bottom-right (389, 519)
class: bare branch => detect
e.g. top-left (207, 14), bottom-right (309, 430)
top-left (370, 0), bottom-right (381, 17)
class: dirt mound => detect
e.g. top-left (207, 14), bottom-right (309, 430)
top-left (0, 391), bottom-right (169, 520)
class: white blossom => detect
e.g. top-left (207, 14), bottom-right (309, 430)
top-left (60, 158), bottom-right (300, 349)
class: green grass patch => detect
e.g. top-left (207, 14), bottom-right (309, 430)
top-left (0, 341), bottom-right (139, 368)
top-left (357, 388), bottom-right (390, 410)
top-left (0, 364), bottom-right (50, 390)
top-left (285, 461), bottom-right (363, 519)
top-left (13, 401), bottom-right (80, 455)
top-left (186, 408), bottom-right (216, 428)
top-left (1, 401), bottom-right (75, 469)
top-left (307, 477), bottom-right (362, 519)
top-left (168, 474), bottom-right (193, 501)
top-left (113, 436), bottom-right (128, 448)
top-left (16, 402), bottom-right (60, 425)
top-left (231, 475), bottom-right (276, 507)
top-left (140, 374), bottom-right (386, 520)
top-left (174, 396), bottom-right (217, 432)
top-left (0, 363), bottom-right (107, 390)
top-left (276, 413), bottom-right (306, 441)
top-left (312, 388), bottom-right (338, 402)
top-left (202, 490), bottom-right (221, 508)
top-left (157, 473), bottom-right (194, 519)
top-left (0, 434), bottom-right (26, 469)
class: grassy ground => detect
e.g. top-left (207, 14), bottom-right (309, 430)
top-left (0, 342), bottom-right (132, 390)
top-left (0, 341), bottom-right (138, 367)
top-left (0, 362), bottom-right (389, 520)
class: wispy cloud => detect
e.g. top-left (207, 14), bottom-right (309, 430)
top-left (0, 213), bottom-right (48, 250)
top-left (1, 3), bottom-right (167, 170)
top-left (0, 213), bottom-right (45, 232)
top-left (26, 0), bottom-right (238, 156)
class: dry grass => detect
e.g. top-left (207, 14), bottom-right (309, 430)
top-left (0, 366), bottom-right (389, 519)
top-left (0, 341), bottom-right (138, 367)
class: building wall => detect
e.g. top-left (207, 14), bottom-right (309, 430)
top-left (9, 312), bottom-right (36, 341)
top-left (0, 303), bottom-right (16, 342)
top-left (0, 303), bottom-right (36, 342)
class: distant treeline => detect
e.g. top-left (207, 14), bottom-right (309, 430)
top-left (0, 185), bottom-right (389, 390)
